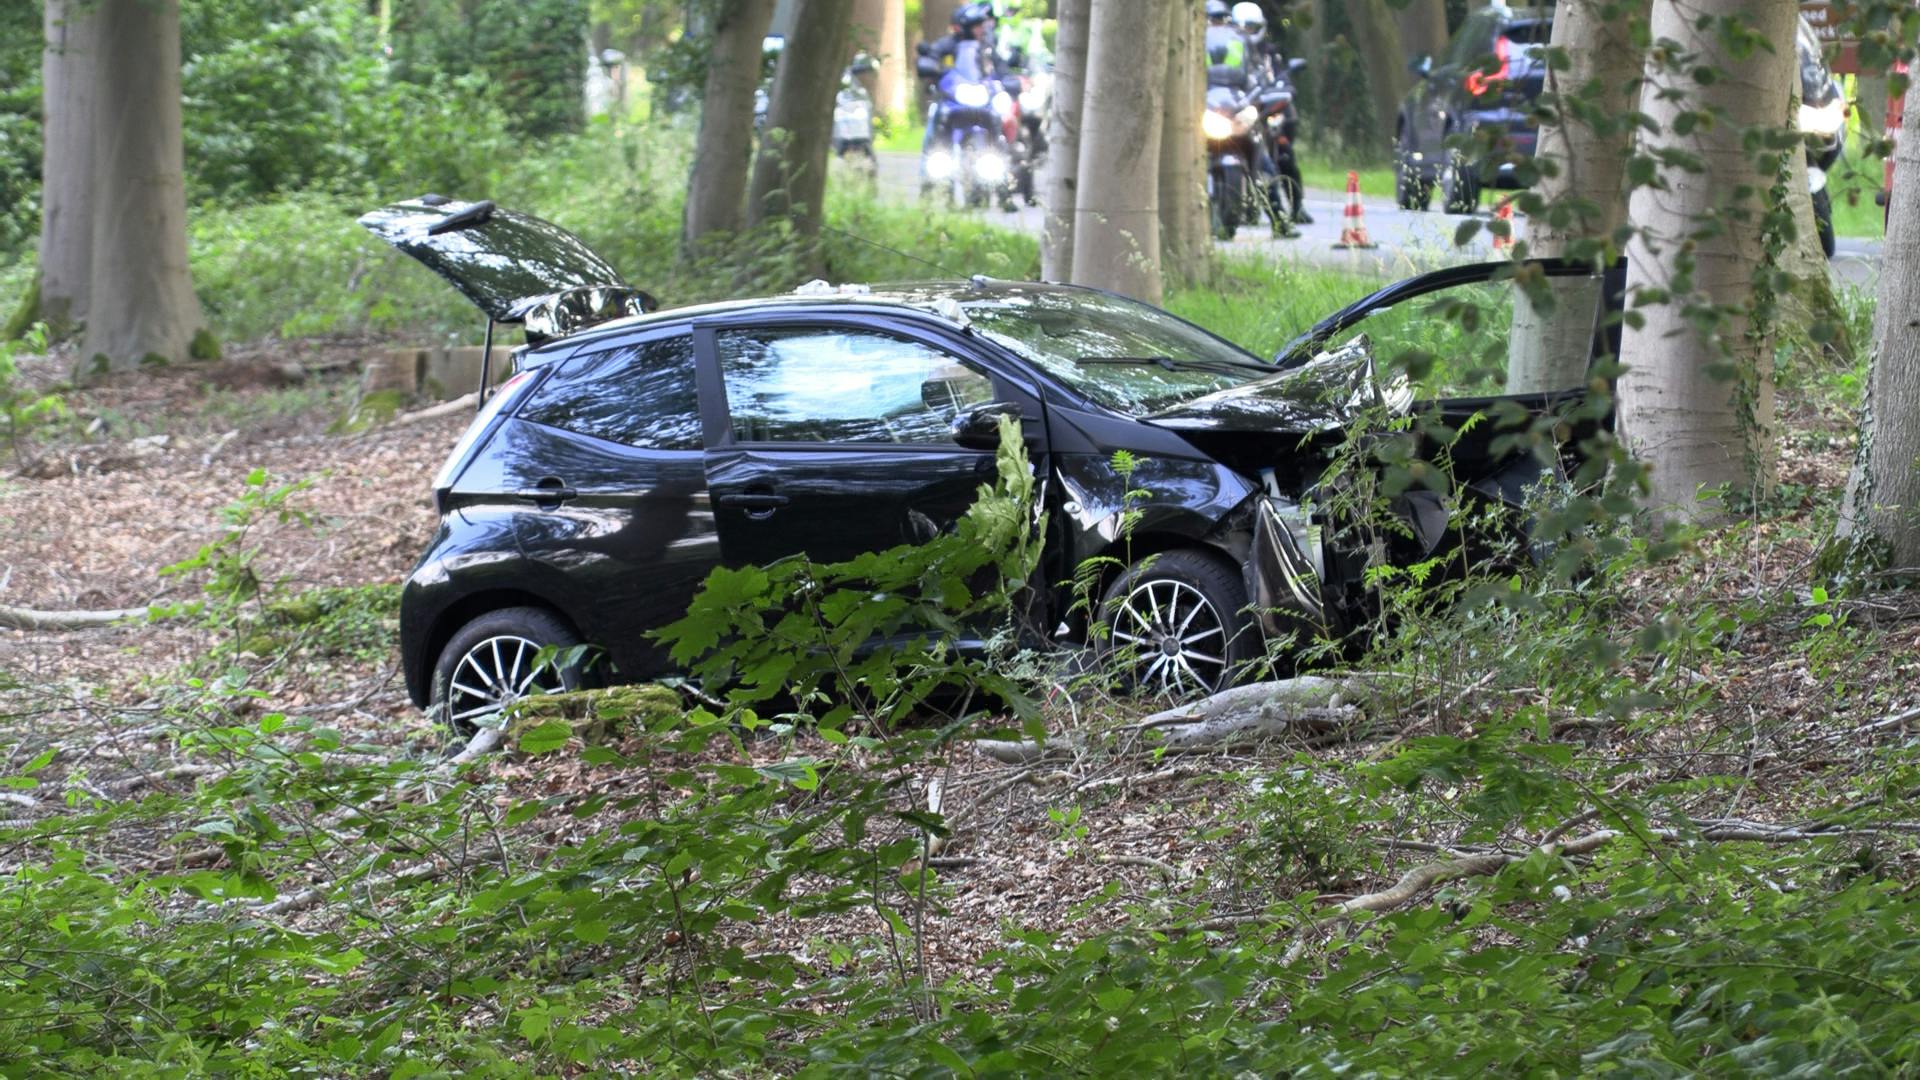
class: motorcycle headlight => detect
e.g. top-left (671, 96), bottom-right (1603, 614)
top-left (1019, 89), bottom-right (1043, 113)
top-left (1202, 110), bottom-right (1234, 140)
top-left (975, 152), bottom-right (1008, 183)
top-left (926, 150), bottom-right (956, 179)
top-left (955, 83), bottom-right (991, 108)
top-left (1798, 96), bottom-right (1846, 138)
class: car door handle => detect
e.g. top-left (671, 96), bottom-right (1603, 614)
top-left (717, 493), bottom-right (790, 510)
top-left (515, 477), bottom-right (577, 504)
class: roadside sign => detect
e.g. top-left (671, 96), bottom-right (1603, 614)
top-left (1801, 2), bottom-right (1861, 73)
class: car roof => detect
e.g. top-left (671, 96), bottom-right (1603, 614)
top-left (541, 277), bottom-right (1095, 349)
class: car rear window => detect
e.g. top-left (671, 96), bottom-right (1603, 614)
top-left (516, 334), bottom-right (701, 450)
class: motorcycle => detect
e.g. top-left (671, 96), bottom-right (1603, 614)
top-left (920, 41), bottom-right (1018, 211)
top-left (1203, 84), bottom-right (1293, 239)
top-left (833, 64), bottom-right (878, 186)
top-left (1796, 18), bottom-right (1844, 258)
top-left (1254, 59), bottom-right (1308, 224)
top-left (1004, 48), bottom-right (1051, 207)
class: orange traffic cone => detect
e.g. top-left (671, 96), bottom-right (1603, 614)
top-left (1333, 170), bottom-right (1377, 250)
top-left (1492, 199), bottom-right (1514, 253)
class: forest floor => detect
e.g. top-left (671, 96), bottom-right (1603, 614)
top-left (2, 341), bottom-right (1917, 985)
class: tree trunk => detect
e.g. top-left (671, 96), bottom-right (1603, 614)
top-left (1506, 0), bottom-right (1645, 393)
top-left (1070, 0), bottom-right (1166, 304)
top-left (1394, 0), bottom-right (1449, 67)
top-left (82, 0), bottom-right (205, 373)
top-left (1775, 76), bottom-right (1852, 363)
top-left (1040, 0), bottom-right (1090, 282)
top-left (850, 0), bottom-right (908, 120)
top-left (748, 0), bottom-right (854, 240)
top-left (684, 0), bottom-right (778, 249)
top-left (919, 0), bottom-right (955, 46)
top-left (1617, 0), bottom-right (1795, 521)
top-left (1156, 0), bottom-right (1206, 289)
top-left (1836, 75), bottom-right (1920, 573)
top-left (37, 0), bottom-right (99, 338)
top-left (1347, 0), bottom-right (1407, 158)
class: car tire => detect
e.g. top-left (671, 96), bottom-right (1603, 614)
top-left (1098, 549), bottom-right (1261, 698)
top-left (429, 606), bottom-right (587, 733)
top-left (1813, 187), bottom-right (1836, 259)
top-left (1440, 152), bottom-right (1479, 215)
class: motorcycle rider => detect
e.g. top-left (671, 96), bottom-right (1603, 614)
top-left (1233, 1), bottom-right (1311, 225)
top-left (921, 3), bottom-right (1006, 148)
top-left (1206, 1), bottom-right (1294, 237)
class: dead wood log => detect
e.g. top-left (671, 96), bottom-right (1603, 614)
top-left (0, 603), bottom-right (151, 631)
top-left (385, 392), bottom-right (478, 429)
top-left (978, 676), bottom-right (1368, 763)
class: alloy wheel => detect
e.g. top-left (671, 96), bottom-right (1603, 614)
top-left (1108, 579), bottom-right (1229, 697)
top-left (444, 634), bottom-right (556, 728)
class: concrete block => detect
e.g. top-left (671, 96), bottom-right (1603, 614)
top-left (421, 345), bottom-right (516, 401)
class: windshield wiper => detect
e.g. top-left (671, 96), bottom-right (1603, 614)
top-left (1074, 355), bottom-right (1270, 374)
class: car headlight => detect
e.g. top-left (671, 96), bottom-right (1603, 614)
top-left (1799, 96), bottom-right (1846, 138)
top-left (955, 83), bottom-right (990, 108)
top-left (1202, 110), bottom-right (1234, 140)
top-left (926, 150), bottom-right (956, 179)
top-left (974, 152), bottom-right (1008, 183)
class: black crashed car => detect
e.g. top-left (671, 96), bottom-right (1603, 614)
top-left (363, 197), bottom-right (1615, 726)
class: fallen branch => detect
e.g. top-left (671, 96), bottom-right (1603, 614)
top-left (1097, 853), bottom-right (1180, 880)
top-left (245, 856), bottom-right (456, 918)
top-left (0, 603), bottom-right (152, 631)
top-left (978, 677), bottom-right (1367, 763)
top-left (386, 392), bottom-right (477, 429)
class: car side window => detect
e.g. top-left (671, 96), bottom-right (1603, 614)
top-left (517, 334), bottom-right (701, 450)
top-left (716, 327), bottom-right (996, 444)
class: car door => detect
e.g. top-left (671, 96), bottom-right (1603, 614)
top-left (696, 317), bottom-right (1044, 572)
top-left (469, 329), bottom-right (719, 680)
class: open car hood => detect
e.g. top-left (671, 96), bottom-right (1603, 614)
top-left (1145, 338), bottom-right (1411, 433)
top-left (359, 196), bottom-right (640, 326)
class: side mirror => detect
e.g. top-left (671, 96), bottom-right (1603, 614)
top-left (1287, 57), bottom-right (1307, 74)
top-left (916, 54), bottom-right (941, 79)
top-left (950, 401), bottom-right (1027, 450)
top-left (1410, 54), bottom-right (1432, 77)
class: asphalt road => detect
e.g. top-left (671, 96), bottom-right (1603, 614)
top-left (874, 150), bottom-right (1883, 287)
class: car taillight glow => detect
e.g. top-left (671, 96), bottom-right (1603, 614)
top-left (1465, 34), bottom-right (1511, 98)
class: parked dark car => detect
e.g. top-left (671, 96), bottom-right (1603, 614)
top-left (363, 197), bottom-right (1614, 726)
top-left (1394, 4), bottom-right (1552, 214)
top-left (1398, 7), bottom-right (1844, 250)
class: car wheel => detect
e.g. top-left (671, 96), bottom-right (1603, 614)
top-left (1099, 549), bottom-right (1259, 698)
top-left (430, 606), bottom-right (585, 733)
top-left (1440, 152), bottom-right (1479, 215)
top-left (1813, 187), bottom-right (1836, 259)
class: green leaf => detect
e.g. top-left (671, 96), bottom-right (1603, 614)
top-left (516, 721), bottom-right (574, 754)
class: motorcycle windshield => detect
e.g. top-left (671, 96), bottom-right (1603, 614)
top-left (358, 196), bottom-right (629, 324)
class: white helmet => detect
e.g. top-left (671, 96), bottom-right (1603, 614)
top-left (1232, 2), bottom-right (1267, 36)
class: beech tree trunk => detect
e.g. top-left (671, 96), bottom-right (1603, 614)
top-left (1617, 0), bottom-right (1796, 521)
top-left (684, 0), bottom-right (778, 248)
top-left (82, 0), bottom-right (205, 373)
top-left (1071, 0), bottom-right (1166, 304)
top-left (38, 0), bottom-right (99, 338)
top-left (1040, 0), bottom-right (1090, 282)
top-left (850, 0), bottom-right (908, 120)
top-left (919, 0), bottom-right (955, 46)
top-left (1506, 0), bottom-right (1646, 393)
top-left (1157, 1), bottom-right (1206, 289)
top-left (1836, 75), bottom-right (1920, 571)
top-left (1347, 0), bottom-right (1407, 156)
top-left (748, 0), bottom-right (855, 237)
top-left (1776, 76), bottom-right (1851, 363)
top-left (1393, 0), bottom-right (1449, 67)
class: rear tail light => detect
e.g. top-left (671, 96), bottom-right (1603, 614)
top-left (1465, 34), bottom-right (1512, 98)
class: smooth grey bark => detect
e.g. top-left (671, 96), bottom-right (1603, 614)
top-left (1506, 0), bottom-right (1646, 393)
top-left (1346, 0), bottom-right (1407, 152)
top-left (683, 0), bottom-right (778, 248)
top-left (1071, 0), bottom-right (1166, 304)
top-left (1039, 0), bottom-right (1090, 282)
top-left (1617, 0), bottom-right (1796, 521)
top-left (1156, 0), bottom-right (1206, 288)
top-left (1837, 75), bottom-right (1920, 571)
top-left (747, 0), bottom-right (854, 236)
top-left (38, 0), bottom-right (99, 337)
top-left (82, 0), bottom-right (205, 373)
top-left (1393, 0), bottom-right (1449, 68)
